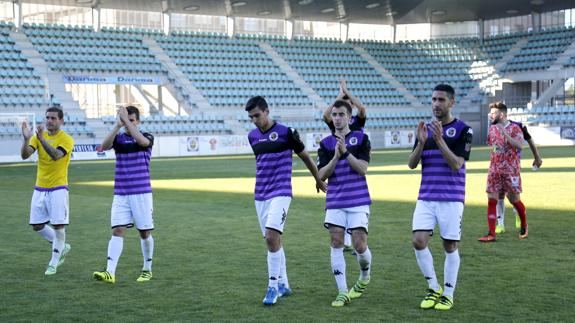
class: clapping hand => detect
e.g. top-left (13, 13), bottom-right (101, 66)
top-left (36, 124), bottom-right (45, 141)
top-left (21, 121), bottom-right (33, 140)
top-left (417, 121), bottom-right (428, 144)
top-left (429, 120), bottom-right (443, 142)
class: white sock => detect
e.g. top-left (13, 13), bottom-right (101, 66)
top-left (443, 249), bottom-right (460, 298)
top-left (37, 226), bottom-right (55, 243)
top-left (356, 247), bottom-right (372, 280)
top-left (415, 247), bottom-right (440, 291)
top-left (331, 247), bottom-right (347, 292)
top-left (344, 231), bottom-right (351, 246)
top-left (278, 247), bottom-right (289, 288)
top-left (140, 235), bottom-right (154, 272)
top-left (497, 199), bottom-right (505, 226)
top-left (267, 250), bottom-right (281, 289)
top-left (106, 236), bottom-right (124, 276)
top-left (48, 228), bottom-right (65, 267)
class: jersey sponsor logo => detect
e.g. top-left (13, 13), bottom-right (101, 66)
top-left (349, 137), bottom-right (358, 145)
top-left (269, 132), bottom-right (279, 141)
top-left (446, 128), bottom-right (457, 137)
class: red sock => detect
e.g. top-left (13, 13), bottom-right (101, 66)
top-left (512, 200), bottom-right (527, 228)
top-left (488, 198), bottom-right (498, 236)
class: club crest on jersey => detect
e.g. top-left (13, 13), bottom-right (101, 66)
top-left (349, 137), bottom-right (358, 145)
top-left (446, 128), bottom-right (457, 138)
top-left (269, 132), bottom-right (279, 141)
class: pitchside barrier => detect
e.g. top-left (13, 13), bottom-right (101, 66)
top-left (0, 127), bottom-right (573, 163)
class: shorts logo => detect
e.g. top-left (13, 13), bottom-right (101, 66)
top-left (446, 128), bottom-right (457, 137)
top-left (269, 132), bottom-right (278, 141)
top-left (349, 137), bottom-right (358, 145)
top-left (511, 176), bottom-right (520, 187)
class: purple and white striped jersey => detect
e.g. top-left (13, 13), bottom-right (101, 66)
top-left (317, 131), bottom-right (371, 209)
top-left (248, 122), bottom-right (305, 201)
top-left (112, 132), bottom-right (154, 196)
top-left (413, 119), bottom-right (472, 203)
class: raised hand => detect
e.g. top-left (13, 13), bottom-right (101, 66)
top-left (417, 121), bottom-right (428, 144)
top-left (429, 120), bottom-right (443, 141)
top-left (117, 106), bottom-right (129, 123)
top-left (339, 78), bottom-right (348, 94)
top-left (21, 121), bottom-right (33, 140)
top-left (335, 135), bottom-right (347, 155)
top-left (36, 124), bottom-right (45, 141)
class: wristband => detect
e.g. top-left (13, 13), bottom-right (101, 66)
top-left (341, 151), bottom-right (350, 159)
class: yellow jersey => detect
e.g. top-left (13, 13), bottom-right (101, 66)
top-left (29, 130), bottom-right (74, 190)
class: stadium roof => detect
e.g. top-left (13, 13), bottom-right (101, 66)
top-left (23, 0), bottom-right (575, 24)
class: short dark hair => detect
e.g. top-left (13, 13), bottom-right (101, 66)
top-left (245, 96), bottom-right (268, 112)
top-left (332, 100), bottom-right (352, 114)
top-left (489, 101), bottom-right (507, 114)
top-left (125, 106), bottom-right (140, 120)
top-left (46, 106), bottom-right (64, 120)
top-left (433, 84), bottom-right (455, 99)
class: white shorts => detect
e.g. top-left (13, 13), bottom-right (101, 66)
top-left (255, 196), bottom-right (291, 237)
top-left (412, 200), bottom-right (464, 241)
top-left (29, 189), bottom-right (69, 225)
top-left (111, 193), bottom-right (154, 230)
top-left (324, 205), bottom-right (370, 234)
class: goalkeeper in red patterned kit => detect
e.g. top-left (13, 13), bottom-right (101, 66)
top-left (479, 102), bottom-right (528, 242)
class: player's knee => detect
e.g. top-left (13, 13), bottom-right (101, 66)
top-left (265, 235), bottom-right (280, 251)
top-left (31, 224), bottom-right (45, 231)
top-left (354, 243), bottom-right (367, 254)
top-left (443, 240), bottom-right (458, 252)
top-left (412, 238), bottom-right (427, 250)
top-left (138, 230), bottom-right (151, 239)
top-left (330, 234), bottom-right (344, 248)
top-left (112, 227), bottom-right (126, 237)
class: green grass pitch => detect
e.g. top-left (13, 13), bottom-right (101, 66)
top-left (0, 146), bottom-right (573, 321)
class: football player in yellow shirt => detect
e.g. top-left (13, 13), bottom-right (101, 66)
top-left (21, 106), bottom-right (74, 276)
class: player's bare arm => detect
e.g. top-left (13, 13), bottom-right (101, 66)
top-left (20, 121), bottom-right (35, 159)
top-left (36, 124), bottom-right (65, 161)
top-left (343, 88), bottom-right (366, 119)
top-left (430, 121), bottom-right (464, 171)
top-left (118, 107), bottom-right (151, 147)
top-left (297, 149), bottom-right (327, 193)
top-left (408, 121), bottom-right (427, 169)
top-left (318, 142), bottom-right (341, 181)
top-left (527, 138), bottom-right (543, 168)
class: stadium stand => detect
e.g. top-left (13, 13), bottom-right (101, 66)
top-left (270, 36), bottom-right (409, 107)
top-left (509, 105), bottom-right (575, 126)
top-left (0, 21), bottom-right (47, 107)
top-left (502, 26), bottom-right (575, 72)
top-left (22, 23), bottom-right (165, 74)
top-left (355, 37), bottom-right (482, 105)
top-left (155, 31), bottom-right (311, 108)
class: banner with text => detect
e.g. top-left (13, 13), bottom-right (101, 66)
top-left (63, 75), bottom-right (162, 85)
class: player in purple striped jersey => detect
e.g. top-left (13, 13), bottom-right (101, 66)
top-left (322, 79), bottom-right (367, 252)
top-left (246, 96), bottom-right (326, 306)
top-left (495, 120), bottom-right (542, 234)
top-left (93, 106), bottom-right (155, 284)
top-left (318, 100), bottom-right (373, 307)
top-left (408, 84), bottom-right (473, 311)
